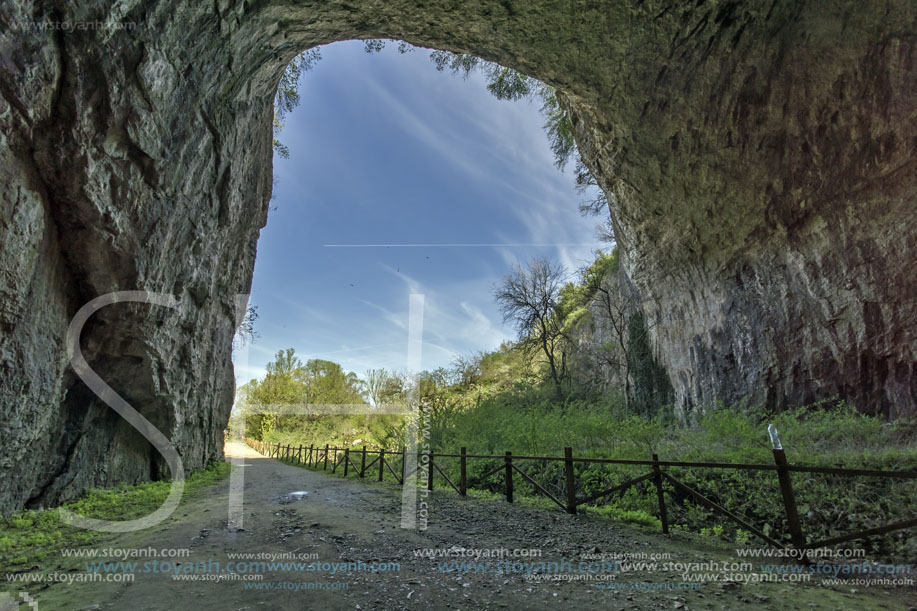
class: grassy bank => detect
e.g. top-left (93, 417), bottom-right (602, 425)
top-left (439, 394), bottom-right (916, 563)
top-left (258, 393), bottom-right (917, 563)
top-left (0, 461), bottom-right (230, 571)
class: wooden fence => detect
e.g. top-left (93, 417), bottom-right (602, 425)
top-left (244, 438), bottom-right (917, 555)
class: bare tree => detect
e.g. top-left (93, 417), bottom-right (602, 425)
top-left (494, 258), bottom-right (570, 390)
top-left (365, 368), bottom-right (388, 407)
top-left (582, 268), bottom-right (656, 412)
top-left (233, 304), bottom-right (259, 350)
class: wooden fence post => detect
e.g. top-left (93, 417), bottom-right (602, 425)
top-left (323, 444), bottom-right (329, 470)
top-left (360, 446), bottom-right (367, 478)
top-left (332, 448), bottom-right (339, 473)
top-left (773, 448), bottom-right (806, 551)
top-left (459, 447), bottom-right (467, 497)
top-left (308, 444), bottom-right (314, 467)
top-left (343, 448), bottom-right (350, 476)
top-left (564, 447), bottom-right (577, 514)
top-left (427, 451), bottom-right (435, 491)
top-left (378, 449), bottom-right (385, 481)
top-left (505, 451), bottom-right (514, 503)
top-left (298, 445), bottom-right (303, 464)
top-left (652, 453), bottom-right (669, 534)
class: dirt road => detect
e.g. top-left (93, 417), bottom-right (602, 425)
top-left (19, 442), bottom-right (914, 610)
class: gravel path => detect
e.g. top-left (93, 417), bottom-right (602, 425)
top-left (26, 442), bottom-right (914, 610)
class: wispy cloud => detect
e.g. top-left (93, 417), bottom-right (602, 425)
top-left (240, 41), bottom-right (602, 385)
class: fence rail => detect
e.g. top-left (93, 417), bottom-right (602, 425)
top-left (243, 438), bottom-right (916, 556)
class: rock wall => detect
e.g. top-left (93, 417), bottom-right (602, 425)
top-left (1, 0), bottom-right (914, 514)
top-left (565, 2), bottom-right (917, 418)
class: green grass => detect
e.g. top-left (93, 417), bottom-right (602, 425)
top-left (0, 461), bottom-right (230, 570)
top-left (582, 505), bottom-right (662, 529)
top-left (264, 396), bottom-right (917, 562)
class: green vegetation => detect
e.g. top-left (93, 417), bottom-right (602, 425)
top-left (237, 247), bottom-right (916, 562)
top-left (272, 48), bottom-right (322, 158)
top-left (234, 349), bottom-right (406, 450)
top-left (433, 394), bottom-right (916, 561)
top-left (0, 461), bottom-right (229, 569)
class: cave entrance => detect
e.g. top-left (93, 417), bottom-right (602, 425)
top-left (229, 39), bottom-right (609, 452)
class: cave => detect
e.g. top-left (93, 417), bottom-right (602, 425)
top-left (1, 0), bottom-right (914, 515)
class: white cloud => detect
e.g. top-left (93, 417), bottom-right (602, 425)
top-left (241, 41), bottom-right (606, 385)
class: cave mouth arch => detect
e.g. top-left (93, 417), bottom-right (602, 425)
top-left (1, 0), bottom-right (913, 516)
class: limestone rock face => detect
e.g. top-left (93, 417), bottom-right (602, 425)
top-left (0, 0), bottom-right (914, 514)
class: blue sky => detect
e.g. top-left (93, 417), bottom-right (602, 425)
top-left (233, 41), bottom-right (604, 385)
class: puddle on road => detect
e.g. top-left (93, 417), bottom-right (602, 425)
top-left (276, 491), bottom-right (310, 504)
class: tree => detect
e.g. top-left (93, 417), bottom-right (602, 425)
top-left (494, 257), bottom-right (570, 390)
top-left (297, 359), bottom-right (366, 405)
top-left (584, 265), bottom-right (638, 410)
top-left (364, 368), bottom-right (408, 407)
top-left (379, 371), bottom-right (407, 405)
top-left (416, 368), bottom-right (459, 448)
top-left (578, 250), bottom-right (670, 414)
top-left (232, 303), bottom-right (259, 351)
top-left (449, 353), bottom-right (483, 388)
top-left (365, 368), bottom-right (389, 407)
top-left (240, 349), bottom-right (369, 439)
top-left (273, 48), bottom-right (322, 158)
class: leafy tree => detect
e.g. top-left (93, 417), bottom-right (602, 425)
top-left (541, 92), bottom-right (576, 169)
top-left (416, 368), bottom-right (460, 448)
top-left (272, 48), bottom-right (322, 157)
top-left (379, 371), bottom-right (407, 405)
top-left (240, 349), bottom-right (368, 439)
top-left (297, 359), bottom-right (366, 405)
top-left (494, 257), bottom-right (570, 390)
